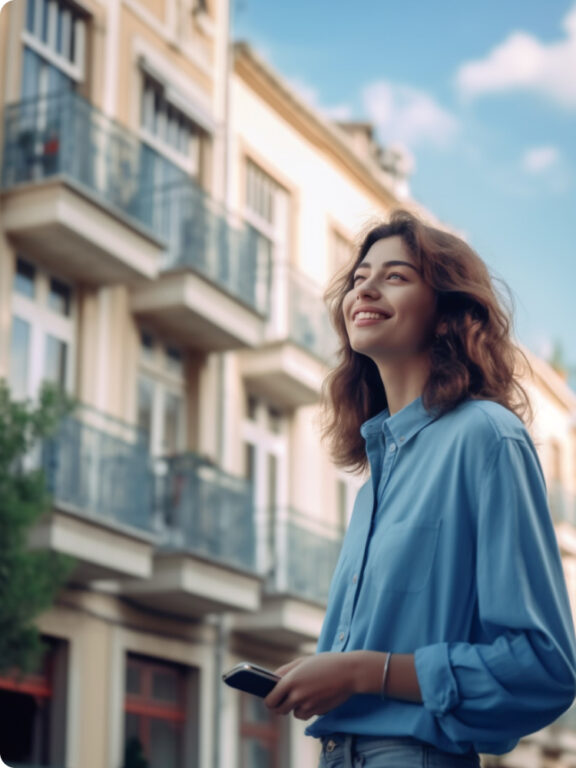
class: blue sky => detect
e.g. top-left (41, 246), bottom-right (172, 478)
top-left (234, 0), bottom-right (576, 381)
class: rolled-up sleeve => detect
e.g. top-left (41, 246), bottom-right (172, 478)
top-left (415, 436), bottom-right (576, 747)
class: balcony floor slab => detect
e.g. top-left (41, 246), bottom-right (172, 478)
top-left (231, 594), bottom-right (325, 646)
top-left (238, 340), bottom-right (326, 408)
top-left (121, 551), bottom-right (262, 617)
top-left (28, 506), bottom-right (155, 582)
top-left (131, 270), bottom-right (265, 350)
top-left (1, 179), bottom-right (162, 285)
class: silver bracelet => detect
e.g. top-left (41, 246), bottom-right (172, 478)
top-left (381, 652), bottom-right (392, 698)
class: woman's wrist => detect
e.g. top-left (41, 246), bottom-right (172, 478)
top-left (345, 650), bottom-right (422, 702)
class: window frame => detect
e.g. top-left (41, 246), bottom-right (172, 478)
top-left (139, 71), bottom-right (207, 178)
top-left (124, 654), bottom-right (188, 768)
top-left (22, 0), bottom-right (87, 84)
top-left (136, 330), bottom-right (187, 457)
top-left (9, 256), bottom-right (76, 400)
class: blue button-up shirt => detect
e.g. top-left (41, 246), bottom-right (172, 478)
top-left (306, 398), bottom-right (576, 755)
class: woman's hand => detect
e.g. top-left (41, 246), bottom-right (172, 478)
top-left (264, 651), bottom-right (421, 720)
top-left (264, 652), bottom-right (365, 721)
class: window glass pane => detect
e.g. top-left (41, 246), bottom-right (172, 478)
top-left (49, 277), bottom-right (71, 316)
top-left (140, 331), bottom-right (155, 361)
top-left (137, 377), bottom-right (154, 437)
top-left (123, 718), bottom-right (146, 768)
top-left (149, 719), bottom-right (181, 768)
top-left (47, 61), bottom-right (74, 94)
top-left (246, 394), bottom-right (258, 421)
top-left (266, 453), bottom-right (277, 511)
top-left (244, 443), bottom-right (255, 484)
top-left (0, 688), bottom-right (50, 764)
top-left (163, 393), bottom-right (183, 455)
top-left (246, 160), bottom-right (276, 224)
top-left (141, 74), bottom-right (202, 160)
top-left (126, 663), bottom-right (141, 696)
top-left (41, 0), bottom-right (50, 44)
top-left (22, 48), bottom-right (42, 102)
top-left (267, 407), bottom-right (282, 435)
top-left (165, 346), bottom-right (183, 375)
top-left (26, 0), bottom-right (36, 35)
top-left (44, 335), bottom-right (68, 388)
top-left (152, 669), bottom-right (179, 703)
top-left (14, 258), bottom-right (36, 298)
top-left (9, 317), bottom-right (31, 399)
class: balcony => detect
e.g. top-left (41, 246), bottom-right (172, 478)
top-left (131, 182), bottom-right (269, 350)
top-left (1, 90), bottom-right (164, 285)
top-left (233, 509), bottom-right (342, 646)
top-left (122, 453), bottom-right (262, 616)
top-left (238, 264), bottom-right (336, 408)
top-left (28, 407), bottom-right (155, 582)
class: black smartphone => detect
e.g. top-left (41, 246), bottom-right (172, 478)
top-left (222, 662), bottom-right (280, 697)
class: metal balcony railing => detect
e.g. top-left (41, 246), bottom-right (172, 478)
top-left (159, 453), bottom-right (256, 573)
top-left (1, 89), bottom-right (270, 315)
top-left (153, 180), bottom-right (270, 316)
top-left (42, 406), bottom-right (154, 533)
top-left (1, 89), bottom-right (165, 234)
top-left (287, 268), bottom-right (336, 363)
top-left (262, 508), bottom-right (342, 604)
top-left (266, 262), bottom-right (335, 364)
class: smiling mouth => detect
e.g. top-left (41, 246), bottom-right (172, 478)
top-left (353, 310), bottom-right (390, 321)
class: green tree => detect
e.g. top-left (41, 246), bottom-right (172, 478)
top-left (0, 381), bottom-right (75, 674)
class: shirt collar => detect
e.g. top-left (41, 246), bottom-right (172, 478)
top-left (360, 397), bottom-right (437, 447)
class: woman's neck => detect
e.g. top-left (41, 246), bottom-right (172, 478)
top-left (376, 357), bottom-right (431, 415)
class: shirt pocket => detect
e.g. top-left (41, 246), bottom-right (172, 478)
top-left (372, 519), bottom-right (441, 593)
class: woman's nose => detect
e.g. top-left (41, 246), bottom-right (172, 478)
top-left (356, 278), bottom-right (379, 298)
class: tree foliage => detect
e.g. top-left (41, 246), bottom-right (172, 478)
top-left (0, 381), bottom-right (75, 674)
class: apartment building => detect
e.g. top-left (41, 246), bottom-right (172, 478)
top-left (0, 1), bottom-right (575, 766)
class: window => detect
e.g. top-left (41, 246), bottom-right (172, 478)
top-left (244, 159), bottom-right (291, 331)
top-left (124, 656), bottom-right (190, 768)
top-left (330, 228), bottom-right (354, 274)
top-left (0, 639), bottom-right (68, 767)
top-left (243, 395), bottom-right (288, 576)
top-left (9, 256), bottom-right (75, 400)
top-left (136, 331), bottom-right (187, 456)
top-left (240, 693), bottom-right (284, 768)
top-left (22, 0), bottom-right (86, 99)
top-left (140, 73), bottom-right (206, 178)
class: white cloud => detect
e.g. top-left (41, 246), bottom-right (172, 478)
top-left (522, 145), bottom-right (560, 174)
top-left (362, 81), bottom-right (459, 149)
top-left (456, 3), bottom-right (576, 107)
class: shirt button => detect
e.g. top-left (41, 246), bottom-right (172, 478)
top-left (399, 436), bottom-right (406, 443)
top-left (339, 632), bottom-right (345, 641)
top-left (352, 574), bottom-right (358, 584)
top-left (389, 443), bottom-right (396, 453)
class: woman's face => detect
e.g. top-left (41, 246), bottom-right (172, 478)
top-left (342, 235), bottom-right (438, 367)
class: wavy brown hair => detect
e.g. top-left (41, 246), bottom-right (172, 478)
top-left (322, 209), bottom-right (531, 472)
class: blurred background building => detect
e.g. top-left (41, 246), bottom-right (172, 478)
top-left (0, 0), bottom-right (574, 766)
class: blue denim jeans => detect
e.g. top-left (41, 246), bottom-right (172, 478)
top-left (318, 735), bottom-right (481, 768)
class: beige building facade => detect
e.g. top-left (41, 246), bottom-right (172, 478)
top-left (0, 1), bottom-right (575, 766)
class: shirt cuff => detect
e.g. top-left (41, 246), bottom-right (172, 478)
top-left (415, 642), bottom-right (460, 716)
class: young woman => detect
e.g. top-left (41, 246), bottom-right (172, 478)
top-left (265, 210), bottom-right (576, 767)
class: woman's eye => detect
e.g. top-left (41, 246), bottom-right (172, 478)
top-left (387, 272), bottom-right (407, 282)
top-left (352, 274), bottom-right (365, 285)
